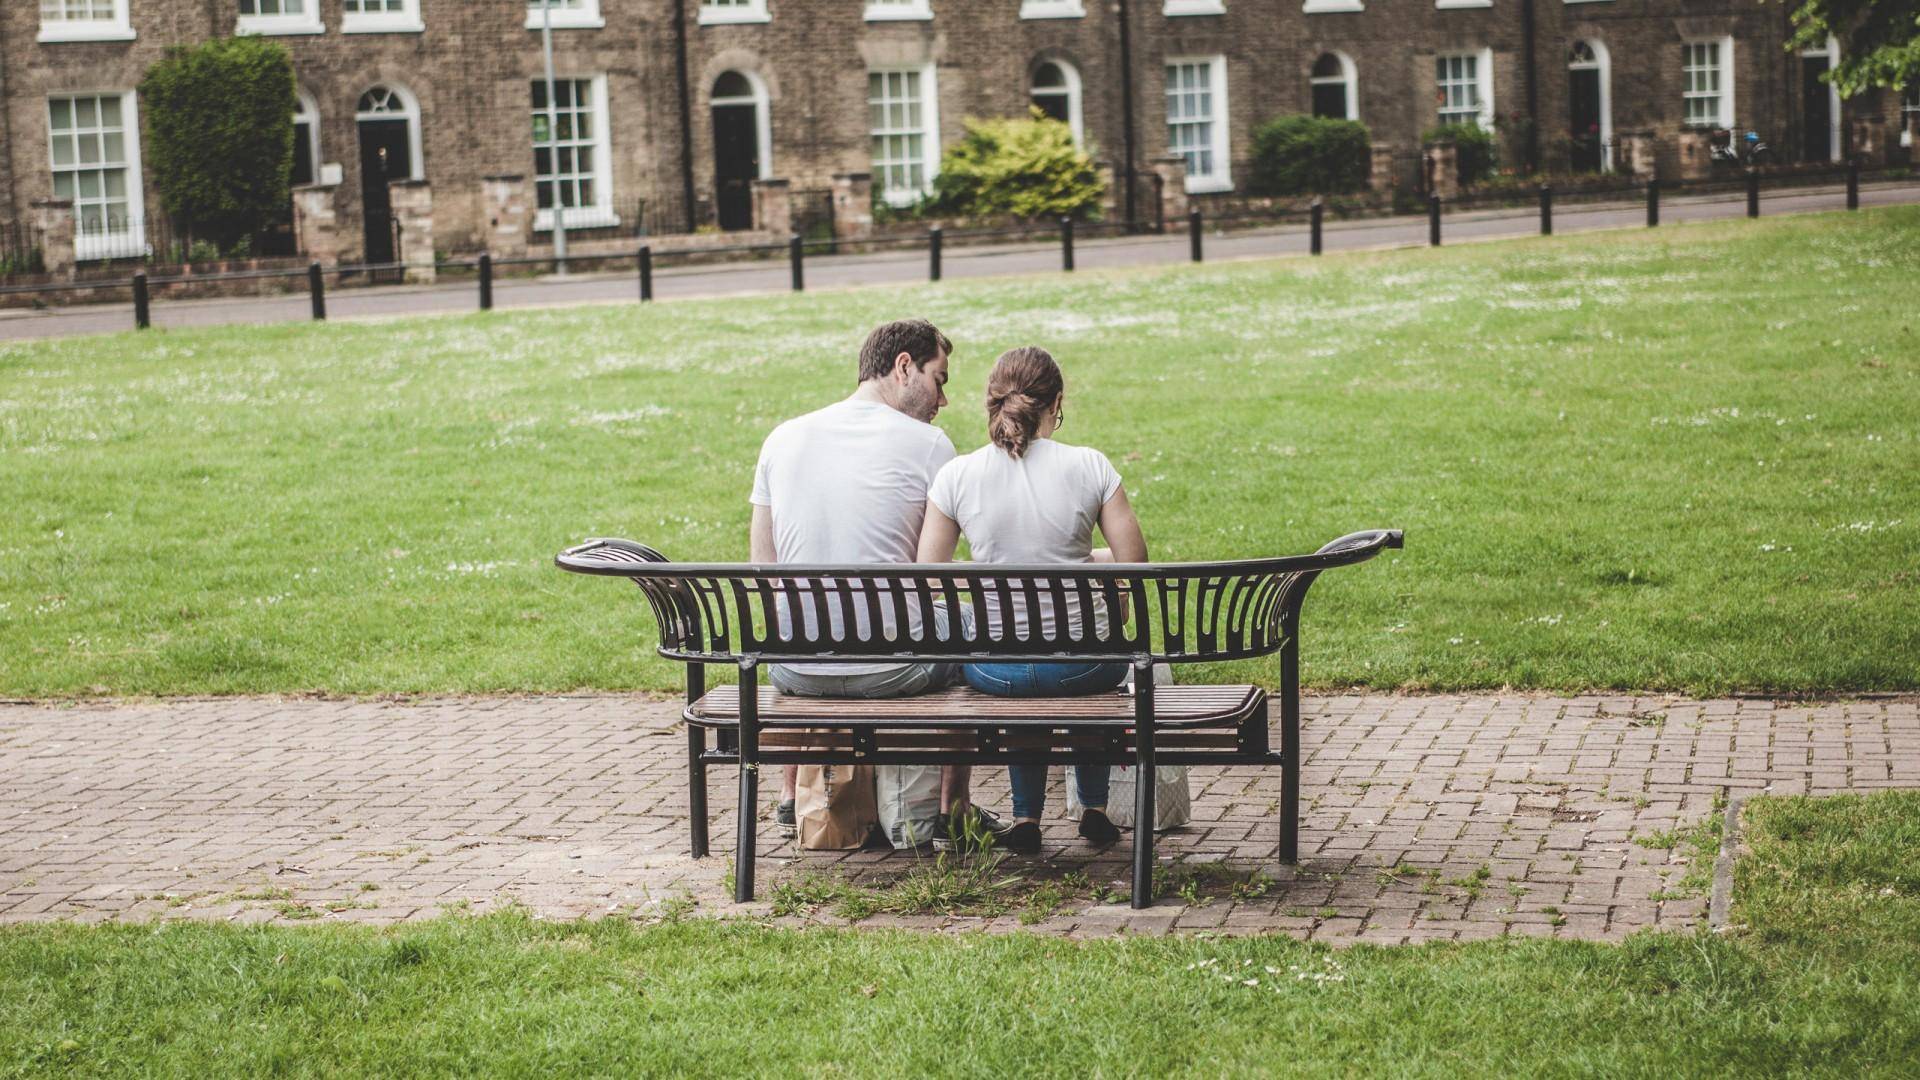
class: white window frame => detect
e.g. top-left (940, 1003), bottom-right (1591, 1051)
top-left (1163, 0), bottom-right (1226, 14)
top-left (1310, 51), bottom-right (1359, 121)
top-left (864, 0), bottom-right (933, 21)
top-left (1902, 86), bottom-right (1919, 149)
top-left (236, 0), bottom-right (324, 36)
top-left (1020, 0), bottom-right (1085, 18)
top-left (1436, 0), bottom-right (1493, 9)
top-left (1568, 40), bottom-right (1612, 172)
top-left (1435, 48), bottom-right (1494, 129)
top-left (1802, 35), bottom-right (1841, 161)
top-left (1683, 36), bottom-right (1735, 129)
top-left (698, 0), bottom-right (770, 25)
top-left (1030, 59), bottom-right (1084, 146)
top-left (524, 0), bottom-right (604, 31)
top-left (712, 70), bottom-right (774, 180)
top-left (355, 83), bottom-right (426, 182)
top-left (868, 65), bottom-right (941, 207)
top-left (1303, 0), bottom-right (1365, 13)
top-left (342, 0), bottom-right (424, 34)
top-left (1165, 55), bottom-right (1232, 193)
top-left (532, 74), bottom-right (617, 231)
top-left (37, 0), bottom-right (135, 43)
top-left (48, 89), bottom-right (146, 262)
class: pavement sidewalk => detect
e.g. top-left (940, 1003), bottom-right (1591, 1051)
top-left (3, 692), bottom-right (1913, 941)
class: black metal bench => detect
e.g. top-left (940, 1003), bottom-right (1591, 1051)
top-left (556, 529), bottom-right (1402, 908)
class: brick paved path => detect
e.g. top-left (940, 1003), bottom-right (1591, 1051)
top-left (2, 694), bottom-right (1913, 942)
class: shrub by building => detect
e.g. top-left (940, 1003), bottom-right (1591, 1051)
top-left (1423, 122), bottom-right (1500, 186)
top-left (929, 112), bottom-right (1103, 221)
top-left (1249, 115), bottom-right (1371, 197)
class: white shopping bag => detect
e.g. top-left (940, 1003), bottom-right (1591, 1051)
top-left (1066, 662), bottom-right (1190, 831)
top-left (875, 764), bottom-right (942, 850)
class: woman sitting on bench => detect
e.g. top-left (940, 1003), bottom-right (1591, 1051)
top-left (915, 345), bottom-right (1150, 854)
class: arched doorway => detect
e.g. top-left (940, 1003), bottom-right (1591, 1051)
top-left (1567, 41), bottom-right (1611, 173)
top-left (1800, 36), bottom-right (1840, 162)
top-left (1030, 59), bottom-right (1084, 145)
top-left (711, 71), bottom-right (768, 231)
top-left (355, 84), bottom-right (420, 266)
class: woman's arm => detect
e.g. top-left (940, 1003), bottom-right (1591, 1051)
top-left (1096, 486), bottom-right (1148, 563)
top-left (917, 501), bottom-right (961, 563)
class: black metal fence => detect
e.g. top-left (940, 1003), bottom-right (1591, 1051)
top-left (0, 221), bottom-right (43, 276)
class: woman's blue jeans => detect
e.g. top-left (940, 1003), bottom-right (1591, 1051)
top-left (963, 661), bottom-right (1128, 820)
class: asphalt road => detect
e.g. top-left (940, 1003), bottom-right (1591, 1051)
top-left (2, 180), bottom-right (1913, 343)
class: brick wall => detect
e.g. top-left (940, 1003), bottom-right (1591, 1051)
top-left (0, 0), bottom-right (1882, 264)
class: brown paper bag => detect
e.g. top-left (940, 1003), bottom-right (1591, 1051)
top-left (794, 763), bottom-right (878, 850)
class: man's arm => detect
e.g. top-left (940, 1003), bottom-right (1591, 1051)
top-left (750, 503), bottom-right (777, 564)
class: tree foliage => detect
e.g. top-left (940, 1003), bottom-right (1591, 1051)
top-left (1248, 115), bottom-right (1372, 196)
top-left (138, 37), bottom-right (297, 254)
top-left (929, 111), bottom-right (1103, 220)
top-left (1775, 0), bottom-right (1920, 95)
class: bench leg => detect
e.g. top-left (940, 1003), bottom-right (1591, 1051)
top-left (734, 662), bottom-right (759, 903)
top-left (1279, 621), bottom-right (1302, 866)
top-left (687, 723), bottom-right (709, 859)
top-left (1131, 659), bottom-right (1156, 910)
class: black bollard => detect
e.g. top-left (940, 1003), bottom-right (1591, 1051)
top-left (1746, 169), bottom-right (1760, 218)
top-left (477, 253), bottom-right (493, 311)
top-left (1847, 158), bottom-right (1860, 211)
top-left (789, 234), bottom-right (804, 292)
top-left (1310, 199), bottom-right (1323, 255)
top-left (1188, 208), bottom-right (1203, 263)
top-left (1647, 180), bottom-right (1660, 228)
top-left (1539, 184), bottom-right (1553, 236)
top-left (1428, 194), bottom-right (1442, 246)
top-left (132, 271), bottom-right (150, 330)
top-left (638, 245), bottom-right (653, 302)
top-left (308, 261), bottom-right (326, 321)
top-left (929, 226), bottom-right (942, 282)
top-left (1060, 216), bottom-right (1075, 272)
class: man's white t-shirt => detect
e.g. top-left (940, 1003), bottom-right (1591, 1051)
top-left (750, 398), bottom-right (956, 673)
top-left (927, 438), bottom-right (1124, 641)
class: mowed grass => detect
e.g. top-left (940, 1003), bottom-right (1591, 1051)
top-left (2, 208), bottom-right (1916, 696)
top-left (3, 790), bottom-right (1917, 1077)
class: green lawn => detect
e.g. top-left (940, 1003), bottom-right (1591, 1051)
top-left (2, 208), bottom-right (1916, 696)
top-left (3, 790), bottom-right (1915, 1077)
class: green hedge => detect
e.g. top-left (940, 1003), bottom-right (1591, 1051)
top-left (929, 111), bottom-right (1103, 220)
top-left (1422, 122), bottom-right (1499, 186)
top-left (1248, 115), bottom-right (1371, 197)
top-left (138, 37), bottom-right (296, 255)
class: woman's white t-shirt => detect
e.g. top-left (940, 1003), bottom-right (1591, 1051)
top-left (927, 438), bottom-right (1124, 641)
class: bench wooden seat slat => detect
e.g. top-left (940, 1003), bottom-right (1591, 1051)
top-left (687, 684), bottom-right (1263, 728)
top-left (757, 730), bottom-right (1245, 751)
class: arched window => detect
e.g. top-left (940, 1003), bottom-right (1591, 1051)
top-left (1904, 86), bottom-right (1919, 148)
top-left (1310, 52), bottom-right (1356, 121)
top-left (292, 91), bottom-right (320, 186)
top-left (355, 84), bottom-right (422, 180)
top-left (1030, 59), bottom-right (1084, 146)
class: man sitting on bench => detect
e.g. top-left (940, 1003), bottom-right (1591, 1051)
top-left (749, 317), bottom-right (1008, 848)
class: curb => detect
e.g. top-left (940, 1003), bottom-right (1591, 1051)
top-left (1707, 794), bottom-right (1747, 929)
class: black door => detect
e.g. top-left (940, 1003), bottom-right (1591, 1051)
top-left (1802, 56), bottom-right (1833, 161)
top-left (358, 119), bottom-right (411, 268)
top-left (1569, 68), bottom-right (1603, 173)
top-left (712, 104), bottom-right (758, 232)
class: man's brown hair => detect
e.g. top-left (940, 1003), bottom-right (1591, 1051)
top-left (857, 318), bottom-right (953, 382)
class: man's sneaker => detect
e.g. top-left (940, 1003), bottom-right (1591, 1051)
top-left (932, 804), bottom-right (1010, 853)
top-left (1000, 820), bottom-right (1043, 855)
top-left (1077, 807), bottom-right (1122, 846)
top-left (775, 800), bottom-right (797, 837)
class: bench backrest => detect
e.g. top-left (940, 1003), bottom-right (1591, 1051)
top-left (556, 529), bottom-right (1401, 667)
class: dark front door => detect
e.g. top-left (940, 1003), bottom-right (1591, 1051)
top-left (1802, 56), bottom-right (1833, 161)
top-left (358, 119), bottom-right (411, 268)
top-left (713, 104), bottom-right (758, 232)
top-left (1569, 68), bottom-right (1603, 173)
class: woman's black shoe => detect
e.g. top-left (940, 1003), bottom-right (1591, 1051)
top-left (1078, 808), bottom-right (1121, 846)
top-left (1000, 820), bottom-right (1043, 855)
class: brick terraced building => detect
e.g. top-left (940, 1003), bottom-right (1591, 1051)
top-left (2, 0), bottom-right (1916, 267)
